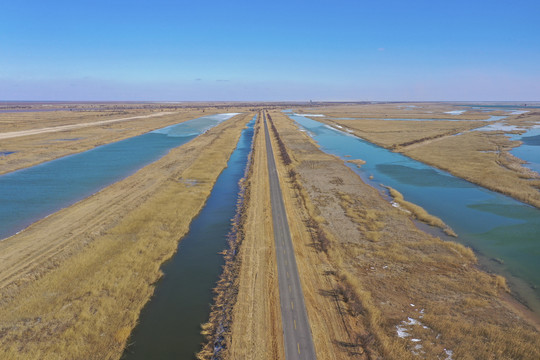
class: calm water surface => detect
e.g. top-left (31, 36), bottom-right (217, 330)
top-left (121, 116), bottom-right (255, 360)
top-left (288, 113), bottom-right (540, 313)
top-left (0, 113), bottom-right (238, 240)
top-left (510, 127), bottom-right (540, 174)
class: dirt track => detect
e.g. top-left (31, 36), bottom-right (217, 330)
top-left (0, 112), bottom-right (176, 140)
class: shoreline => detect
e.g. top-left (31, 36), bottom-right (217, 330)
top-left (265, 110), bottom-right (540, 358)
top-left (0, 113), bottom-right (253, 359)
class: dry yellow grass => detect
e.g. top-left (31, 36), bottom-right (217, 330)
top-left (323, 118), bottom-right (483, 150)
top-left (300, 102), bottom-right (496, 120)
top-left (213, 114), bottom-right (285, 359)
top-left (267, 110), bottom-right (540, 359)
top-left (347, 159), bottom-right (366, 168)
top-left (404, 130), bottom-right (540, 208)
top-left (0, 113), bottom-right (253, 360)
top-left (266, 113), bottom-right (362, 359)
top-left (307, 104), bottom-right (540, 208)
top-left (0, 108), bottom-right (247, 175)
top-left (384, 186), bottom-right (457, 237)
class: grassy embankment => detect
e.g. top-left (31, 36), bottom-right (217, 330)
top-left (267, 111), bottom-right (540, 359)
top-left (384, 186), bottom-right (457, 237)
top-left (0, 113), bottom-right (253, 359)
top-left (0, 109), bottom-right (227, 175)
top-left (310, 104), bottom-right (540, 208)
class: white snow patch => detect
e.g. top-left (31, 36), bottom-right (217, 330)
top-left (445, 110), bottom-right (466, 115)
top-left (411, 338), bottom-right (421, 342)
top-left (444, 348), bottom-right (454, 359)
top-left (396, 325), bottom-right (409, 338)
top-left (473, 123), bottom-right (526, 132)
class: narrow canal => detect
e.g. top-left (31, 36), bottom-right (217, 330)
top-left (121, 116), bottom-right (255, 359)
top-left (0, 113), bottom-right (239, 240)
top-left (288, 113), bottom-right (540, 314)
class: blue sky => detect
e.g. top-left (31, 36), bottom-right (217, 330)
top-left (1, 0), bottom-right (539, 101)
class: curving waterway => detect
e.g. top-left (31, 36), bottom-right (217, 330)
top-left (288, 113), bottom-right (540, 314)
top-left (121, 116), bottom-right (255, 360)
top-left (0, 113), bottom-right (239, 240)
top-left (510, 127), bottom-right (540, 174)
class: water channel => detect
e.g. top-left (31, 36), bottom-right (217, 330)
top-left (287, 113), bottom-right (540, 314)
top-left (121, 116), bottom-right (255, 359)
top-left (0, 113), bottom-right (239, 240)
top-left (510, 127), bottom-right (540, 174)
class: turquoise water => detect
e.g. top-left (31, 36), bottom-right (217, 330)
top-left (326, 116), bottom-right (507, 122)
top-left (0, 113), bottom-right (238, 240)
top-left (289, 113), bottom-right (540, 312)
top-left (122, 116), bottom-right (255, 360)
top-left (510, 127), bottom-right (540, 174)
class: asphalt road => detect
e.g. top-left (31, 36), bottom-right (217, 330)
top-left (263, 112), bottom-right (317, 360)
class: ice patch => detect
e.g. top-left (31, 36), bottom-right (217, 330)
top-left (445, 110), bottom-right (466, 115)
top-left (473, 123), bottom-right (526, 132)
top-left (214, 112), bottom-right (241, 119)
top-left (294, 113), bottom-right (325, 117)
top-left (396, 325), bottom-right (409, 338)
top-left (152, 113), bottom-right (239, 137)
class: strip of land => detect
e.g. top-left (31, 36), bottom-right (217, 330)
top-left (263, 110), bottom-right (540, 359)
top-left (264, 112), bottom-right (317, 359)
top-left (0, 112), bottom-right (177, 140)
top-left (0, 113), bottom-right (253, 359)
top-left (0, 104), bottom-right (275, 175)
top-left (0, 109), bottom-right (209, 174)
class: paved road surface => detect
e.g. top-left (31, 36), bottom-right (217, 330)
top-left (263, 112), bottom-right (317, 360)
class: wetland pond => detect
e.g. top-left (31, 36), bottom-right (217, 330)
top-left (288, 112), bottom-right (540, 314)
top-left (0, 113), bottom-right (239, 240)
top-left (122, 116), bottom-right (255, 359)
